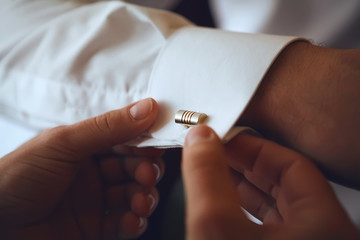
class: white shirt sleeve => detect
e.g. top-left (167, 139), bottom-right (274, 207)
top-left (0, 0), bottom-right (300, 148)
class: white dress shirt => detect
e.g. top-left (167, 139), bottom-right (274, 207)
top-left (0, 0), bottom-right (299, 148)
top-left (0, 0), bottom-right (359, 147)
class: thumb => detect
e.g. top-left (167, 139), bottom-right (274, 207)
top-left (51, 98), bottom-right (158, 155)
top-left (182, 125), bottom-right (258, 240)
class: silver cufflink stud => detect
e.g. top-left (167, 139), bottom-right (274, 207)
top-left (175, 110), bottom-right (208, 126)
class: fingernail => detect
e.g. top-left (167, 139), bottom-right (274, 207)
top-left (152, 163), bottom-right (161, 183)
top-left (129, 98), bottom-right (153, 120)
top-left (185, 126), bottom-right (213, 147)
top-left (136, 217), bottom-right (147, 236)
top-left (239, 126), bottom-right (262, 137)
top-left (138, 217), bottom-right (146, 229)
top-left (147, 194), bottom-right (156, 212)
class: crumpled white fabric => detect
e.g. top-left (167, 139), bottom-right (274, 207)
top-left (0, 0), bottom-right (299, 148)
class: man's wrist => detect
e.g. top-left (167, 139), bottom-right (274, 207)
top-left (238, 41), bottom-right (360, 188)
top-left (238, 41), bottom-right (314, 144)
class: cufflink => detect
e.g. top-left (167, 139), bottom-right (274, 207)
top-left (175, 110), bottom-right (208, 126)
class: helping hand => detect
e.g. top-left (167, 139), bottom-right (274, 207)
top-left (0, 98), bottom-right (164, 239)
top-left (182, 125), bottom-right (359, 240)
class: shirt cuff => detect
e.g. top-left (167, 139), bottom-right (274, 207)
top-left (130, 27), bottom-right (302, 148)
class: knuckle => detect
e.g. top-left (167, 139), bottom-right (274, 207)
top-left (93, 112), bottom-right (113, 133)
top-left (37, 126), bottom-right (76, 155)
top-left (39, 125), bottom-right (68, 142)
top-left (184, 144), bottom-right (223, 171)
top-left (187, 143), bottom-right (222, 161)
top-left (189, 205), bottom-right (232, 237)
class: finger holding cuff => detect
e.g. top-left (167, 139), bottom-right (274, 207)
top-left (182, 125), bottom-right (258, 240)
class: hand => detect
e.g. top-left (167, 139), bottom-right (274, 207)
top-left (239, 42), bottom-right (360, 188)
top-left (0, 98), bottom-right (164, 239)
top-left (182, 125), bottom-right (359, 240)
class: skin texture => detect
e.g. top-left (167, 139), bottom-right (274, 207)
top-left (239, 42), bottom-right (360, 189)
top-left (0, 98), bottom-right (164, 239)
top-left (182, 125), bottom-right (360, 240)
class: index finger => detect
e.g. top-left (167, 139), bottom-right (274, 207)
top-left (226, 134), bottom-right (348, 222)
